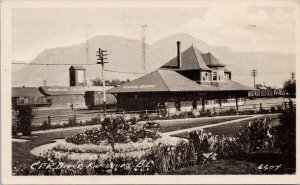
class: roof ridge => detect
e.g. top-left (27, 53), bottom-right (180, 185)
top-left (157, 70), bottom-right (171, 91)
top-left (191, 46), bottom-right (202, 70)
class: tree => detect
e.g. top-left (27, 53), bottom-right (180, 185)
top-left (284, 80), bottom-right (296, 98)
top-left (17, 105), bottom-right (34, 136)
top-left (109, 79), bottom-right (121, 87)
top-left (90, 78), bottom-right (130, 87)
top-left (90, 77), bottom-right (103, 86)
top-left (100, 117), bottom-right (130, 153)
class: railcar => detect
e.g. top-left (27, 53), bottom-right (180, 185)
top-left (84, 91), bottom-right (117, 110)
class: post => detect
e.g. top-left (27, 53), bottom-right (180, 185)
top-left (260, 102), bottom-right (262, 110)
top-left (235, 96), bottom-right (239, 112)
top-left (47, 116), bottom-right (51, 125)
top-left (98, 92), bottom-right (101, 117)
top-left (102, 63), bottom-right (106, 114)
top-left (219, 98), bottom-right (222, 107)
top-left (202, 98), bottom-right (205, 111)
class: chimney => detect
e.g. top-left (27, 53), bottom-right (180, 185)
top-left (177, 41), bottom-right (182, 68)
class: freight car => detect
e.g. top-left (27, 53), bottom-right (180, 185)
top-left (248, 88), bottom-right (286, 98)
top-left (84, 91), bottom-right (117, 110)
top-left (12, 87), bottom-right (51, 110)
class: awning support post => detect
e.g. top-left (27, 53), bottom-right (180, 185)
top-left (235, 96), bottom-right (239, 113)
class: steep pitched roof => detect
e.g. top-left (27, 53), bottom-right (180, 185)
top-left (161, 46), bottom-right (212, 71)
top-left (12, 87), bottom-right (44, 98)
top-left (201, 53), bottom-right (225, 67)
top-left (107, 70), bottom-right (216, 93)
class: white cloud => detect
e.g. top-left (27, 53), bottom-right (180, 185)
top-left (181, 6), bottom-right (295, 53)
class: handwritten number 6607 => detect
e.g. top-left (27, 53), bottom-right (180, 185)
top-left (258, 164), bottom-right (282, 171)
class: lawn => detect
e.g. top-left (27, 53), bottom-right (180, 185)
top-left (171, 114), bottom-right (279, 138)
top-left (155, 115), bottom-right (250, 133)
top-left (168, 159), bottom-right (294, 175)
top-left (12, 126), bottom-right (100, 167)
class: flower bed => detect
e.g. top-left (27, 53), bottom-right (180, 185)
top-left (65, 127), bottom-right (161, 145)
top-left (54, 136), bottom-right (183, 154)
top-left (43, 117), bottom-right (184, 161)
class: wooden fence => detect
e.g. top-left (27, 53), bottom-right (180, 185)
top-left (12, 102), bottom-right (295, 126)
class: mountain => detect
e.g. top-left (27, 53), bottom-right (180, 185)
top-left (12, 33), bottom-right (295, 88)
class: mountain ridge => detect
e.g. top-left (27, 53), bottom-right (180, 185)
top-left (12, 33), bottom-right (295, 88)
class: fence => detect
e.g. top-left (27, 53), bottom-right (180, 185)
top-left (12, 101), bottom-right (295, 127)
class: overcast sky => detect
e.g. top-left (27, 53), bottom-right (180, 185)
top-left (12, 6), bottom-right (296, 62)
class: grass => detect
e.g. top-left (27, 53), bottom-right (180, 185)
top-left (156, 116), bottom-right (250, 133)
top-left (167, 159), bottom-right (294, 175)
top-left (167, 160), bottom-right (264, 174)
top-left (12, 126), bottom-right (99, 167)
top-left (171, 114), bottom-right (279, 138)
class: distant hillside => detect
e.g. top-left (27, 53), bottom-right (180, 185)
top-left (12, 33), bottom-right (295, 88)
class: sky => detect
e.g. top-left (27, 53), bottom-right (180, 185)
top-left (12, 6), bottom-right (296, 62)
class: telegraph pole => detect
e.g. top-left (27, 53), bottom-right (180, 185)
top-left (96, 48), bottom-right (108, 114)
top-left (142, 25), bottom-right (147, 71)
top-left (251, 70), bottom-right (258, 88)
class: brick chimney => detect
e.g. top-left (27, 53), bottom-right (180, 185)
top-left (177, 41), bottom-right (182, 68)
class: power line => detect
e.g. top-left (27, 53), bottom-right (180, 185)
top-left (232, 71), bottom-right (291, 76)
top-left (104, 69), bottom-right (147, 74)
top-left (12, 62), bottom-right (147, 74)
top-left (12, 62), bottom-right (97, 66)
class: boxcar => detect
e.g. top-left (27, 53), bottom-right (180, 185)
top-left (84, 91), bottom-right (117, 110)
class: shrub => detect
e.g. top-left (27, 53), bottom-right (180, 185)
top-left (199, 109), bottom-right (213, 117)
top-left (238, 109), bottom-right (255, 115)
top-left (139, 113), bottom-right (149, 121)
top-left (68, 114), bottom-right (77, 127)
top-left (17, 106), bottom-right (34, 136)
top-left (257, 108), bottom-right (270, 114)
top-left (270, 106), bottom-right (276, 113)
top-left (186, 111), bottom-right (196, 118)
top-left (276, 105), bottom-right (283, 113)
top-left (127, 117), bottom-right (138, 125)
top-left (218, 108), bottom-right (237, 116)
top-left (40, 120), bottom-right (51, 130)
top-left (275, 106), bottom-right (296, 167)
top-left (143, 121), bottom-right (160, 129)
top-left (159, 109), bottom-right (168, 117)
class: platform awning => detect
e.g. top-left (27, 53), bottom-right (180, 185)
top-left (108, 70), bottom-right (217, 93)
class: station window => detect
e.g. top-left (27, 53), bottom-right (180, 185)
top-left (213, 72), bottom-right (217, 81)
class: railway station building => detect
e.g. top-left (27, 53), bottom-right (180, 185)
top-left (108, 41), bottom-right (255, 112)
